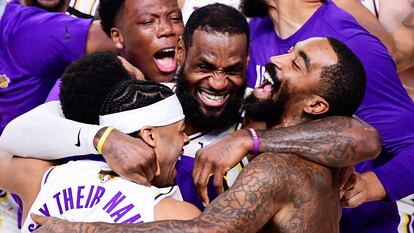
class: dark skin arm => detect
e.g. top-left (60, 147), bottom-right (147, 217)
top-left (32, 153), bottom-right (312, 233)
top-left (193, 116), bottom-right (381, 204)
top-left (93, 127), bottom-right (158, 186)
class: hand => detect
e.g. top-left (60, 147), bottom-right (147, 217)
top-left (339, 166), bottom-right (355, 191)
top-left (340, 171), bottom-right (368, 208)
top-left (95, 128), bottom-right (158, 186)
top-left (32, 214), bottom-right (76, 233)
top-left (193, 129), bottom-right (252, 205)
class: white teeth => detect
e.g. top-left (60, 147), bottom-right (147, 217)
top-left (263, 71), bottom-right (274, 85)
top-left (199, 91), bottom-right (225, 102)
top-left (161, 48), bottom-right (175, 53)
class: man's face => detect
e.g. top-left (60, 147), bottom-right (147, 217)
top-left (245, 38), bottom-right (338, 124)
top-left (176, 30), bottom-right (248, 130)
top-left (114, 0), bottom-right (184, 82)
top-left (152, 120), bottom-right (189, 187)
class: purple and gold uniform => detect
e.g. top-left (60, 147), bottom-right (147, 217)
top-left (247, 0), bottom-right (414, 232)
top-left (22, 160), bottom-right (181, 233)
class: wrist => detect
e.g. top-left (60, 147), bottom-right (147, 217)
top-left (247, 128), bottom-right (260, 154)
top-left (93, 127), bottom-right (115, 154)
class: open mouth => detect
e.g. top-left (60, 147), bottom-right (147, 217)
top-left (254, 68), bottom-right (281, 99)
top-left (197, 89), bottom-right (230, 107)
top-left (153, 48), bottom-right (177, 73)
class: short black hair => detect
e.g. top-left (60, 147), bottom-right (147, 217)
top-left (240, 0), bottom-right (268, 18)
top-left (60, 52), bottom-right (131, 124)
top-left (316, 38), bottom-right (366, 117)
top-left (100, 80), bottom-right (174, 115)
top-left (183, 3), bottom-right (250, 50)
top-left (98, 0), bottom-right (126, 37)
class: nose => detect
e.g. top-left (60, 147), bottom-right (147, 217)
top-left (269, 53), bottom-right (291, 70)
top-left (208, 71), bottom-right (228, 91)
top-left (157, 18), bottom-right (175, 38)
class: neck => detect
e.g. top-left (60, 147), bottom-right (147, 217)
top-left (267, 0), bottom-right (323, 39)
top-left (271, 108), bottom-right (310, 129)
top-left (184, 119), bottom-right (199, 136)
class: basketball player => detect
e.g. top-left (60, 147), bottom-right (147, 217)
top-left (32, 36), bottom-right (370, 233)
top-left (0, 4), bottom-right (380, 211)
top-left (0, 53), bottom-right (199, 233)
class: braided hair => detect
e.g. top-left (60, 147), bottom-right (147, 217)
top-left (100, 80), bottom-right (174, 116)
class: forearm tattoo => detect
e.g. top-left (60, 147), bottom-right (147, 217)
top-left (256, 116), bottom-right (379, 167)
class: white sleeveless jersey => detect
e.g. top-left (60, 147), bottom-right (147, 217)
top-left (181, 0), bottom-right (241, 23)
top-left (67, 0), bottom-right (100, 18)
top-left (22, 160), bottom-right (181, 233)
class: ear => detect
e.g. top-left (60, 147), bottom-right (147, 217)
top-left (303, 95), bottom-right (329, 115)
top-left (139, 126), bottom-right (156, 147)
top-left (111, 28), bottom-right (124, 50)
top-left (176, 37), bottom-right (186, 66)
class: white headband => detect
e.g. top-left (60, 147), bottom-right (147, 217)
top-left (99, 95), bottom-right (185, 134)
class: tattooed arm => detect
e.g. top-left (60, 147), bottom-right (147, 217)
top-left (34, 153), bottom-right (290, 233)
top-left (255, 116), bottom-right (381, 167)
top-left (193, 116), bottom-right (380, 203)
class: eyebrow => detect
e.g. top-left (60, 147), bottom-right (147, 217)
top-left (298, 50), bottom-right (310, 71)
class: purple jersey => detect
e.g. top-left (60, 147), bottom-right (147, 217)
top-left (247, 1), bottom-right (414, 232)
top-left (0, 2), bottom-right (92, 134)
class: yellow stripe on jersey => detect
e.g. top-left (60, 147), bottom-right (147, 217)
top-left (154, 186), bottom-right (175, 201)
top-left (0, 192), bottom-right (9, 202)
top-left (86, 0), bottom-right (97, 15)
top-left (402, 214), bottom-right (410, 233)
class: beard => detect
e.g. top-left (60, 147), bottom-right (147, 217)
top-left (244, 63), bottom-right (289, 127)
top-left (175, 68), bottom-right (246, 131)
top-left (244, 85), bottom-right (290, 127)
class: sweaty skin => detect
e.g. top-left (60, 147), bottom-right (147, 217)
top-left (32, 152), bottom-right (341, 233)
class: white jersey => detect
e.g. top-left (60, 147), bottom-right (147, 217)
top-left (360, 0), bottom-right (380, 17)
top-left (181, 0), bottom-right (241, 23)
top-left (67, 0), bottom-right (100, 18)
top-left (22, 160), bottom-right (181, 233)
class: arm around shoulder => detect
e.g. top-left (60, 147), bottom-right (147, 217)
top-left (0, 101), bottom-right (103, 159)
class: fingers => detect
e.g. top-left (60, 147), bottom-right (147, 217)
top-left (194, 163), bottom-right (213, 206)
top-left (31, 214), bottom-right (49, 225)
top-left (340, 174), bottom-right (367, 208)
top-left (341, 189), bottom-right (367, 208)
top-left (213, 169), bottom-right (225, 195)
top-left (339, 167), bottom-right (355, 190)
